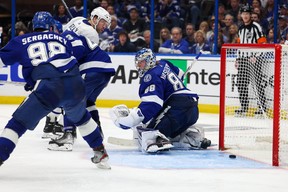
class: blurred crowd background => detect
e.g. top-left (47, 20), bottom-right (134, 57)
top-left (0, 0), bottom-right (288, 54)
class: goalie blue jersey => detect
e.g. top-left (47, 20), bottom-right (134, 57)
top-left (138, 60), bottom-right (198, 123)
top-left (62, 30), bottom-right (115, 75)
top-left (0, 31), bottom-right (79, 86)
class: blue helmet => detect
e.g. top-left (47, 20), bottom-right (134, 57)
top-left (54, 19), bottom-right (63, 33)
top-left (32, 11), bottom-right (54, 30)
top-left (135, 48), bottom-right (156, 77)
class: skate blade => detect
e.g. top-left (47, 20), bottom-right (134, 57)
top-left (234, 114), bottom-right (246, 118)
top-left (254, 114), bottom-right (265, 119)
top-left (47, 143), bottom-right (73, 151)
top-left (96, 161), bottom-right (111, 169)
top-left (93, 157), bottom-right (111, 170)
top-left (42, 133), bottom-right (63, 139)
top-left (42, 133), bottom-right (53, 139)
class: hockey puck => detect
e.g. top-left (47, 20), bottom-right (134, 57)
top-left (229, 155), bottom-right (236, 159)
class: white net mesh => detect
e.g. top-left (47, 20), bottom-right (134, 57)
top-left (220, 44), bottom-right (288, 166)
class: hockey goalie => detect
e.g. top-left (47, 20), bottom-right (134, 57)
top-left (109, 48), bottom-right (211, 153)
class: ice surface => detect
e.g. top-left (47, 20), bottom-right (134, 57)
top-left (0, 105), bottom-right (287, 192)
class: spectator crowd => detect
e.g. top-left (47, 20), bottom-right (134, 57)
top-left (1, 0), bottom-right (288, 54)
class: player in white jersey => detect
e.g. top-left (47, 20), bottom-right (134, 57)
top-left (44, 7), bottom-right (114, 151)
top-left (63, 6), bottom-right (111, 44)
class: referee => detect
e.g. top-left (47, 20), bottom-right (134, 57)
top-left (235, 4), bottom-right (267, 116)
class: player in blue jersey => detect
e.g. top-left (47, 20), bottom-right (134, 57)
top-left (110, 48), bottom-right (211, 153)
top-left (43, 7), bottom-right (112, 140)
top-left (41, 19), bottom-right (65, 139)
top-left (47, 31), bottom-right (115, 151)
top-left (0, 12), bottom-right (110, 169)
top-left (45, 8), bottom-right (115, 151)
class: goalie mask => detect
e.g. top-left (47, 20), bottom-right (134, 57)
top-left (32, 11), bottom-right (54, 31)
top-left (135, 48), bottom-right (156, 77)
top-left (90, 7), bottom-right (111, 29)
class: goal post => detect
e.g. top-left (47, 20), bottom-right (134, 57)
top-left (219, 44), bottom-right (288, 166)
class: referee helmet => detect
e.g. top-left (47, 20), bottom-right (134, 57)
top-left (240, 4), bottom-right (252, 13)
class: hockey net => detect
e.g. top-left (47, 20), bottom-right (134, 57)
top-left (219, 44), bottom-right (288, 166)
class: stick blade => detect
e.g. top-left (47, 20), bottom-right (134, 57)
top-left (107, 137), bottom-right (135, 146)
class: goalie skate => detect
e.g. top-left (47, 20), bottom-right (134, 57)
top-left (146, 136), bottom-right (174, 153)
top-left (91, 144), bottom-right (111, 169)
top-left (47, 131), bottom-right (74, 151)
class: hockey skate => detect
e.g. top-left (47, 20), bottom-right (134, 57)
top-left (42, 116), bottom-right (63, 139)
top-left (91, 144), bottom-right (111, 169)
top-left (234, 108), bottom-right (248, 117)
top-left (47, 130), bottom-right (75, 151)
top-left (0, 159), bottom-right (3, 166)
top-left (254, 107), bottom-right (267, 118)
top-left (146, 136), bottom-right (174, 153)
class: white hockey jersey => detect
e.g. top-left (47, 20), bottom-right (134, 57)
top-left (63, 17), bottom-right (99, 45)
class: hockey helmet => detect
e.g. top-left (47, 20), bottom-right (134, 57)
top-left (240, 4), bottom-right (252, 13)
top-left (90, 7), bottom-right (111, 28)
top-left (135, 48), bottom-right (156, 77)
top-left (54, 19), bottom-right (63, 33)
top-left (32, 11), bottom-right (54, 31)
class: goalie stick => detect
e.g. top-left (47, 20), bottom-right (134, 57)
top-left (108, 136), bottom-right (217, 148)
top-left (183, 52), bottom-right (202, 78)
top-left (107, 136), bottom-right (135, 146)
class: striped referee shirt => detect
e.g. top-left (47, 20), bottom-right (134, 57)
top-left (237, 21), bottom-right (266, 44)
top-left (236, 21), bottom-right (267, 57)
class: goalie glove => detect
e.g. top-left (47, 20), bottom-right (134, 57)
top-left (109, 104), bottom-right (130, 128)
top-left (110, 104), bottom-right (130, 118)
top-left (109, 105), bottom-right (144, 129)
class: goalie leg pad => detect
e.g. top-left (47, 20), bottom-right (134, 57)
top-left (141, 130), bottom-right (173, 153)
top-left (171, 125), bottom-right (209, 149)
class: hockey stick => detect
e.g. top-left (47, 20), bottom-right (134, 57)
top-left (0, 80), bottom-right (25, 86)
top-left (107, 136), bottom-right (135, 146)
top-left (107, 125), bottom-right (218, 147)
top-left (108, 136), bottom-right (217, 148)
top-left (183, 52), bottom-right (202, 78)
top-left (61, 0), bottom-right (73, 18)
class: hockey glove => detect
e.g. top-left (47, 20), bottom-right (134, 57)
top-left (109, 105), bottom-right (144, 129)
top-left (24, 83), bottom-right (34, 91)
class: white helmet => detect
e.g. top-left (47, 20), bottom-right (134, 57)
top-left (90, 7), bottom-right (111, 28)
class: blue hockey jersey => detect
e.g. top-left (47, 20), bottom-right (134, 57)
top-left (138, 60), bottom-right (198, 123)
top-left (62, 30), bottom-right (115, 75)
top-left (0, 31), bottom-right (80, 86)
